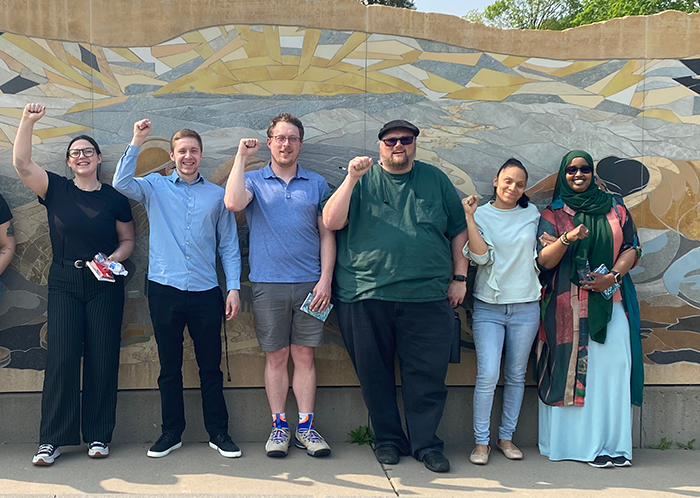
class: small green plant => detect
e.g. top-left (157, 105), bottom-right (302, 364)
top-left (347, 425), bottom-right (374, 446)
top-left (676, 439), bottom-right (696, 450)
top-left (649, 437), bottom-right (673, 450)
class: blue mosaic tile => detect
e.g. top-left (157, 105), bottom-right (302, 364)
top-left (125, 84), bottom-right (164, 95)
top-left (0, 75), bottom-right (39, 94)
top-left (562, 60), bottom-right (627, 88)
top-left (595, 99), bottom-right (642, 117)
top-left (674, 76), bottom-right (700, 96)
top-left (412, 60), bottom-right (479, 86)
top-left (474, 53), bottom-right (520, 77)
top-left (681, 58), bottom-right (700, 75)
top-left (79, 44), bottom-right (100, 72)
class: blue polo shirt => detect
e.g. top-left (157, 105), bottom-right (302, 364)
top-left (245, 163), bottom-right (329, 283)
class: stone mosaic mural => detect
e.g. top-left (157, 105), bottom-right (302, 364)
top-left (1, 21), bottom-right (700, 391)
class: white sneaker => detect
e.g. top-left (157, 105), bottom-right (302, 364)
top-left (88, 441), bottom-right (109, 458)
top-left (265, 425), bottom-right (291, 457)
top-left (32, 444), bottom-right (61, 466)
top-left (295, 426), bottom-right (331, 457)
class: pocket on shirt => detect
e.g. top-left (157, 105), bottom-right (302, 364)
top-left (415, 198), bottom-right (446, 230)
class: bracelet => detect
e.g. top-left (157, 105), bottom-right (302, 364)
top-left (560, 231), bottom-right (571, 246)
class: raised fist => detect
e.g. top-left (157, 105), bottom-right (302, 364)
top-left (347, 156), bottom-right (373, 179)
top-left (462, 195), bottom-right (478, 216)
top-left (237, 138), bottom-right (259, 157)
top-left (22, 103), bottom-right (45, 123)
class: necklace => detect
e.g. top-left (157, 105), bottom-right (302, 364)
top-left (73, 179), bottom-right (102, 192)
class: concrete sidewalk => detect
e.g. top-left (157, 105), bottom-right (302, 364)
top-left (0, 443), bottom-right (698, 497)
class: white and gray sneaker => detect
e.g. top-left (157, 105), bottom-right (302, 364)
top-left (32, 444), bottom-right (60, 466)
top-left (88, 441), bottom-right (109, 458)
top-left (265, 425), bottom-right (291, 458)
top-left (295, 426), bottom-right (331, 457)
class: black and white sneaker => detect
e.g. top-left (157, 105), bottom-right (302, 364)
top-left (32, 444), bottom-right (60, 466)
top-left (147, 433), bottom-right (182, 458)
top-left (209, 433), bottom-right (242, 458)
top-left (588, 455), bottom-right (614, 468)
top-left (88, 441), bottom-right (109, 458)
top-left (612, 456), bottom-right (632, 467)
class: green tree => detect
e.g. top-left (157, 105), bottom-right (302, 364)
top-left (359, 0), bottom-right (416, 8)
top-left (572, 0), bottom-right (699, 27)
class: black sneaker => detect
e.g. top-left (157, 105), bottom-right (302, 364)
top-left (588, 455), bottom-right (614, 468)
top-left (612, 456), bottom-right (632, 467)
top-left (147, 433), bottom-right (182, 458)
top-left (209, 433), bottom-right (242, 458)
top-left (32, 444), bottom-right (60, 466)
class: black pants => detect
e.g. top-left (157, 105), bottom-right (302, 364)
top-left (336, 299), bottom-right (454, 460)
top-left (40, 263), bottom-right (125, 445)
top-left (147, 281), bottom-right (228, 439)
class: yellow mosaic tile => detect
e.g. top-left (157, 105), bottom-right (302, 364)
top-left (281, 55), bottom-right (301, 66)
top-left (446, 84), bottom-right (524, 101)
top-left (109, 48), bottom-right (142, 63)
top-left (327, 32), bottom-right (369, 67)
top-left (0, 50), bottom-right (26, 72)
top-left (232, 82), bottom-right (272, 96)
top-left (312, 56), bottom-right (335, 68)
top-left (235, 25), bottom-right (268, 58)
top-left (298, 29), bottom-right (322, 76)
top-left (233, 66), bottom-right (271, 83)
top-left (0, 108), bottom-right (23, 119)
top-left (501, 55), bottom-right (528, 68)
top-left (640, 86), bottom-right (695, 107)
top-left (160, 50), bottom-right (200, 68)
top-left (92, 46), bottom-right (120, 84)
top-left (182, 32), bottom-right (215, 59)
top-left (222, 47), bottom-right (249, 63)
top-left (152, 68), bottom-right (215, 94)
top-left (630, 91), bottom-right (645, 108)
top-left (211, 86), bottom-right (240, 95)
top-left (263, 26), bottom-right (282, 63)
top-left (267, 65), bottom-right (300, 80)
top-left (600, 61), bottom-right (645, 97)
top-left (225, 56), bottom-right (279, 70)
top-left (302, 81), bottom-right (363, 96)
top-left (514, 81), bottom-right (590, 95)
top-left (38, 83), bottom-right (78, 99)
top-left (346, 51), bottom-right (403, 60)
top-left (189, 74), bottom-right (237, 92)
top-left (680, 115), bottom-right (700, 125)
top-left (257, 80), bottom-right (304, 95)
top-left (210, 60), bottom-right (237, 81)
top-left (471, 69), bottom-right (533, 87)
top-left (367, 72), bottom-right (422, 94)
top-left (64, 53), bottom-right (119, 96)
top-left (279, 26), bottom-right (302, 36)
top-left (365, 50), bottom-right (421, 72)
top-left (46, 40), bottom-right (69, 64)
top-left (45, 70), bottom-right (91, 92)
top-left (422, 73), bottom-right (465, 93)
top-left (0, 124), bottom-right (17, 143)
top-left (293, 66), bottom-right (344, 82)
top-left (66, 96), bottom-right (130, 114)
top-left (560, 94), bottom-right (605, 108)
top-left (551, 61), bottom-right (605, 78)
top-left (639, 109), bottom-right (682, 123)
top-left (418, 52), bottom-right (482, 66)
top-left (109, 64), bottom-right (158, 78)
top-left (365, 40), bottom-right (417, 55)
top-left (151, 43), bottom-right (200, 58)
top-left (585, 71), bottom-right (616, 95)
top-left (34, 125), bottom-right (91, 141)
top-left (200, 27), bottom-right (222, 43)
top-left (197, 36), bottom-right (247, 70)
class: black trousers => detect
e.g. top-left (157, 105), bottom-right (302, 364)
top-left (40, 263), bottom-right (125, 445)
top-left (336, 299), bottom-right (454, 460)
top-left (147, 281), bottom-right (229, 439)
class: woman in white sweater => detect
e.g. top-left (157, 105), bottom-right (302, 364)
top-left (462, 158), bottom-right (541, 465)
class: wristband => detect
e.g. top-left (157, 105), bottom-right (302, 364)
top-left (560, 232), bottom-right (571, 246)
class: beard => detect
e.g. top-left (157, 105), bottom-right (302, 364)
top-left (382, 152), bottom-right (413, 171)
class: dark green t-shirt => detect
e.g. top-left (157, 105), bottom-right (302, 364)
top-left (331, 161), bottom-right (467, 303)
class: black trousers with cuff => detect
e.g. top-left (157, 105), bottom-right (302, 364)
top-left (40, 262), bottom-right (125, 446)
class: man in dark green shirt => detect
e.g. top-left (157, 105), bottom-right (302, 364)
top-left (323, 120), bottom-right (468, 473)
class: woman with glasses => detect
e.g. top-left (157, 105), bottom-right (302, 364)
top-left (535, 150), bottom-right (643, 468)
top-left (461, 159), bottom-right (541, 465)
top-left (13, 103), bottom-right (134, 466)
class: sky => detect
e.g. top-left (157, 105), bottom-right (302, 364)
top-left (413, 0), bottom-right (492, 17)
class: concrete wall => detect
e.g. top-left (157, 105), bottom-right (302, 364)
top-left (1, 0), bottom-right (700, 395)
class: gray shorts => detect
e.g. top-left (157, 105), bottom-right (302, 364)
top-left (251, 281), bottom-right (326, 351)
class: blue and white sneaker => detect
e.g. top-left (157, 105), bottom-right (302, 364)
top-left (32, 444), bottom-right (60, 466)
top-left (265, 414), bottom-right (291, 458)
top-left (295, 415), bottom-right (331, 457)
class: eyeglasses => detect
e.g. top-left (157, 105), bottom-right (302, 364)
top-left (565, 165), bottom-right (593, 175)
top-left (380, 136), bottom-right (415, 147)
top-left (270, 135), bottom-right (301, 145)
top-left (68, 147), bottom-right (96, 158)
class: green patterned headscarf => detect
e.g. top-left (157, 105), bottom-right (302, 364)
top-left (553, 150), bottom-right (614, 344)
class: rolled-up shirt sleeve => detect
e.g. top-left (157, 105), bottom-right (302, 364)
top-left (217, 203), bottom-right (241, 291)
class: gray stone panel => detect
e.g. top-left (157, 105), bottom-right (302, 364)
top-left (595, 99), bottom-right (642, 117)
top-left (646, 66), bottom-right (695, 78)
top-left (504, 94), bottom-right (565, 105)
top-left (111, 61), bottom-right (156, 72)
top-left (157, 57), bottom-right (205, 82)
top-left (562, 60), bottom-right (627, 88)
top-left (318, 30), bottom-right (352, 45)
top-left (639, 80), bottom-right (681, 91)
top-left (125, 84), bottom-right (164, 95)
top-left (474, 53), bottom-right (521, 76)
top-left (416, 39), bottom-right (478, 53)
top-left (412, 60), bottom-right (479, 86)
top-left (280, 47), bottom-right (301, 56)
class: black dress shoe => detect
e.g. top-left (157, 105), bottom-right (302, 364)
top-left (375, 445), bottom-right (400, 464)
top-left (423, 451), bottom-right (450, 473)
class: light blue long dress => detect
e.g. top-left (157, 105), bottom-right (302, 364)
top-left (538, 301), bottom-right (633, 461)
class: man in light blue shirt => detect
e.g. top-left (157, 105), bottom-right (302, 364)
top-left (224, 113), bottom-right (334, 459)
top-left (114, 119), bottom-right (241, 459)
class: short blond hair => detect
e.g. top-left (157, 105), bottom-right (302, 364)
top-left (170, 129), bottom-right (202, 152)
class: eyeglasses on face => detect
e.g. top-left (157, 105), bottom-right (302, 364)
top-left (68, 147), bottom-right (96, 158)
top-left (565, 165), bottom-right (593, 175)
top-left (380, 136), bottom-right (415, 147)
top-left (270, 135), bottom-right (301, 145)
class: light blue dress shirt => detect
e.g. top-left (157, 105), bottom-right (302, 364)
top-left (113, 145), bottom-right (240, 292)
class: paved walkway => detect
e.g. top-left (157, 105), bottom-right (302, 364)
top-left (0, 443), bottom-right (698, 497)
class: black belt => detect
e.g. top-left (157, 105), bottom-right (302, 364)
top-left (53, 258), bottom-right (88, 268)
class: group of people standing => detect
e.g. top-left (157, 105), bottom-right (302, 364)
top-left (6, 102), bottom-right (642, 473)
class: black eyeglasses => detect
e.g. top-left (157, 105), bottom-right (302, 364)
top-left (380, 136), bottom-right (415, 147)
top-left (68, 147), bottom-right (96, 158)
top-left (565, 165), bottom-right (593, 175)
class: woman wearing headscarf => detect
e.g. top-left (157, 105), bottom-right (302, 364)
top-left (536, 150), bottom-right (643, 468)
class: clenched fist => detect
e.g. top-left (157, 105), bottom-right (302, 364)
top-left (22, 103), bottom-right (45, 123)
top-left (347, 156), bottom-right (373, 179)
top-left (237, 138), bottom-right (259, 157)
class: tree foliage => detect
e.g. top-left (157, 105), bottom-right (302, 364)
top-left (359, 0), bottom-right (416, 8)
top-left (466, 0), bottom-right (700, 30)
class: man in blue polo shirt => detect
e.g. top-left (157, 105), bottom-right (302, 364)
top-left (114, 119), bottom-right (241, 459)
top-left (225, 113), bottom-right (334, 458)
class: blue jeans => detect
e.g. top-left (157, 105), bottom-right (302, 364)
top-left (472, 298), bottom-right (539, 445)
